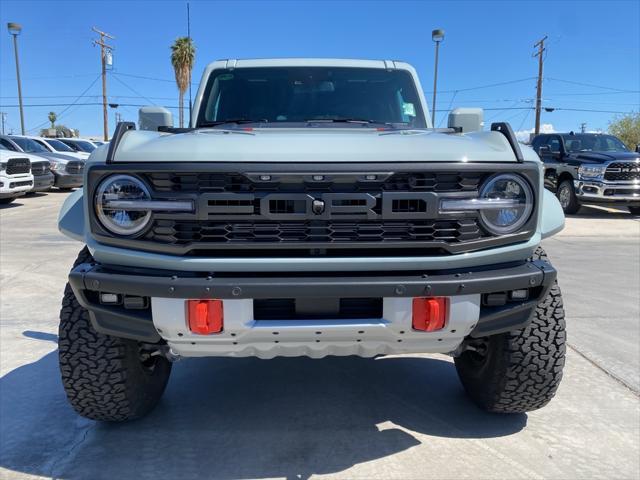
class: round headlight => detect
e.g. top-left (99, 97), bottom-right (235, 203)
top-left (478, 174), bottom-right (533, 235)
top-left (95, 175), bottom-right (151, 236)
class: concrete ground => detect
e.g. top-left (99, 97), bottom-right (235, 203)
top-left (1, 192), bottom-right (638, 480)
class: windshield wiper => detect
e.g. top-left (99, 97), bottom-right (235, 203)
top-left (198, 118), bottom-right (268, 128)
top-left (305, 118), bottom-right (396, 128)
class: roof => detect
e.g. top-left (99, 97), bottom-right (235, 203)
top-left (204, 58), bottom-right (413, 71)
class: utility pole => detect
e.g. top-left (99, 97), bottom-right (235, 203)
top-left (92, 27), bottom-right (114, 141)
top-left (533, 35), bottom-right (547, 135)
top-left (187, 2), bottom-right (193, 125)
top-left (0, 112), bottom-right (6, 135)
top-left (580, 122), bottom-right (586, 133)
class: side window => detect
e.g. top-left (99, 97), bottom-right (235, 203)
top-left (0, 139), bottom-right (17, 151)
top-left (548, 137), bottom-right (561, 153)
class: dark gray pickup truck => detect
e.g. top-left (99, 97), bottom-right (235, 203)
top-left (532, 132), bottom-right (640, 214)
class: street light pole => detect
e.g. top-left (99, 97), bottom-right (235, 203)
top-left (431, 29), bottom-right (445, 127)
top-left (7, 23), bottom-right (25, 135)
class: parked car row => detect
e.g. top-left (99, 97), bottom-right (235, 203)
top-left (0, 135), bottom-right (106, 205)
top-left (0, 135), bottom-right (106, 199)
top-left (531, 132), bottom-right (640, 215)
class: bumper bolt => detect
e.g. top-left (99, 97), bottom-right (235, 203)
top-left (232, 287), bottom-right (242, 296)
top-left (395, 285), bottom-right (406, 295)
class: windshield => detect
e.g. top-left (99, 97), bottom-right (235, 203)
top-left (46, 139), bottom-right (75, 152)
top-left (198, 67), bottom-right (427, 128)
top-left (563, 134), bottom-right (629, 153)
top-left (9, 137), bottom-right (48, 153)
top-left (73, 140), bottom-right (96, 153)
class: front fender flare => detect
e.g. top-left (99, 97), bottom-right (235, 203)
top-left (540, 188), bottom-right (565, 239)
top-left (58, 188), bottom-right (85, 242)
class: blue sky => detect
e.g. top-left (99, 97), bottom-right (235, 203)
top-left (1, 0), bottom-right (638, 138)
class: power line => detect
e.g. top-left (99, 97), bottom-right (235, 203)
top-left (424, 77), bottom-right (536, 94)
top-left (26, 74), bottom-right (101, 133)
top-left (3, 102), bottom-right (179, 109)
top-left (547, 77), bottom-right (638, 93)
top-left (110, 74), bottom-right (158, 105)
top-left (113, 71), bottom-right (197, 86)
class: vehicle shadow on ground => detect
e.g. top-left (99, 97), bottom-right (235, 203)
top-left (0, 331), bottom-right (527, 479)
top-left (572, 205), bottom-right (637, 219)
top-left (0, 201), bottom-right (24, 210)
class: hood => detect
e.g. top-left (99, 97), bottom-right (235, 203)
top-left (32, 151), bottom-right (80, 163)
top-left (570, 151), bottom-right (640, 163)
top-left (113, 128), bottom-right (524, 163)
top-left (1, 150), bottom-right (36, 162)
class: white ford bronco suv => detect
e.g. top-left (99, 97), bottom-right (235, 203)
top-left (58, 59), bottom-right (566, 421)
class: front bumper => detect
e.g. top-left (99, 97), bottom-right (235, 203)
top-left (0, 174), bottom-right (33, 198)
top-left (69, 259), bottom-right (557, 358)
top-left (54, 172), bottom-right (83, 189)
top-left (574, 179), bottom-right (640, 204)
top-left (31, 172), bottom-right (55, 192)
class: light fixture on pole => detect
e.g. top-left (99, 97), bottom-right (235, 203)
top-left (431, 28), bottom-right (445, 127)
top-left (7, 22), bottom-right (25, 135)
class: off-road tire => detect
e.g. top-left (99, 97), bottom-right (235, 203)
top-left (628, 206), bottom-right (640, 216)
top-left (556, 179), bottom-right (580, 214)
top-left (58, 247), bottom-right (172, 422)
top-left (454, 247), bottom-right (566, 413)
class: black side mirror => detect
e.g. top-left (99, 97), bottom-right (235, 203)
top-left (635, 144), bottom-right (640, 153)
top-left (538, 145), bottom-right (550, 156)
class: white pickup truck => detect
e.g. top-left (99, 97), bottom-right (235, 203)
top-left (0, 149), bottom-right (34, 204)
top-left (58, 58), bottom-right (566, 421)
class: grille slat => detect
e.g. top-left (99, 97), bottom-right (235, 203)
top-left (150, 220), bottom-right (483, 245)
top-left (146, 172), bottom-right (484, 193)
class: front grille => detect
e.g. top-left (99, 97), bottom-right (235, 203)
top-left (90, 164), bottom-right (540, 257)
top-left (146, 171), bottom-right (483, 193)
top-left (150, 219), bottom-right (483, 245)
top-left (66, 161), bottom-right (84, 174)
top-left (31, 161), bottom-right (50, 176)
top-left (6, 158), bottom-right (30, 175)
top-left (604, 162), bottom-right (640, 181)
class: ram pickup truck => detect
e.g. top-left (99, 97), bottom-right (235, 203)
top-left (532, 132), bottom-right (640, 214)
top-left (0, 149), bottom-right (34, 204)
top-left (58, 58), bottom-right (567, 422)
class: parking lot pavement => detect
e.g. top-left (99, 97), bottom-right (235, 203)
top-left (1, 193), bottom-right (639, 480)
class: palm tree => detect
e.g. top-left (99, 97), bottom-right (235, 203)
top-left (48, 111), bottom-right (57, 129)
top-left (170, 37), bottom-right (195, 128)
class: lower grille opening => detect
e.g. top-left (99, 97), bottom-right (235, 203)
top-left (254, 297), bottom-right (383, 320)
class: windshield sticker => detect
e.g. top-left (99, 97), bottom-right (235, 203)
top-left (219, 74), bottom-right (234, 81)
top-left (403, 102), bottom-right (416, 117)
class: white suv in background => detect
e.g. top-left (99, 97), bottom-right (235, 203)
top-left (22, 135), bottom-right (89, 160)
top-left (57, 138), bottom-right (97, 156)
top-left (0, 149), bottom-right (34, 204)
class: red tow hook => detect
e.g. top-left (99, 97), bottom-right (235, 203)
top-left (187, 299), bottom-right (224, 335)
top-left (412, 297), bottom-right (448, 332)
